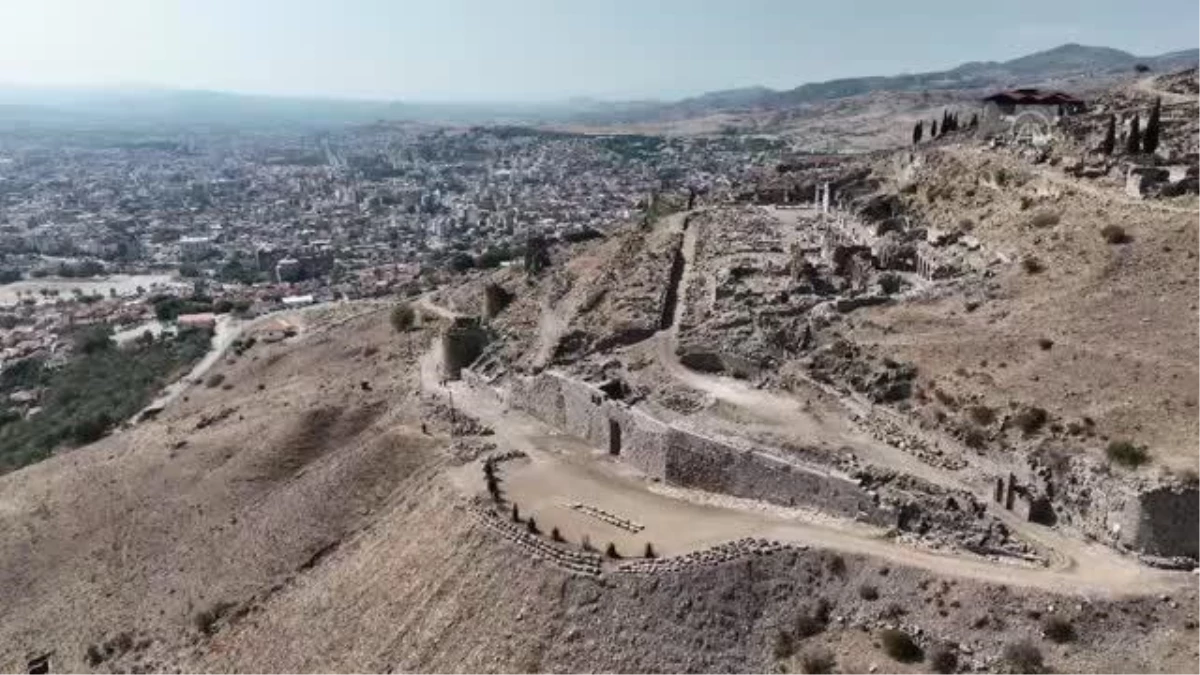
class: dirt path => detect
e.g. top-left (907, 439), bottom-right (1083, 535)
top-left (1132, 74), bottom-right (1195, 105)
top-left (418, 330), bottom-right (1186, 596)
top-left (641, 208), bottom-right (1196, 587)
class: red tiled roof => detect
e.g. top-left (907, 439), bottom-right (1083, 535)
top-left (982, 89), bottom-right (1084, 105)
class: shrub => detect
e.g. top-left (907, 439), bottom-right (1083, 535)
top-left (1106, 440), bottom-right (1150, 468)
top-left (1029, 211), bottom-right (1060, 228)
top-left (880, 628), bottom-right (922, 662)
top-left (1019, 195), bottom-right (1033, 210)
top-left (644, 542), bottom-right (656, 558)
top-left (1100, 224), bottom-right (1130, 244)
top-left (1014, 407), bottom-right (1049, 435)
top-left (581, 535), bottom-right (594, 552)
top-left (881, 602), bottom-right (907, 620)
top-left (1021, 256), bottom-right (1045, 274)
top-left (879, 273), bottom-right (902, 294)
top-left (390, 303), bottom-right (416, 332)
top-left (858, 584), bottom-right (880, 601)
top-left (1002, 640), bottom-right (1044, 673)
top-left (206, 373), bottom-right (226, 388)
top-left (525, 517), bottom-right (540, 535)
top-left (605, 542), bottom-right (621, 559)
top-left (827, 554), bottom-right (846, 577)
top-left (929, 644), bottom-right (958, 673)
top-left (193, 601), bottom-right (235, 636)
top-left (795, 598), bottom-right (832, 638)
top-left (967, 405), bottom-right (996, 426)
top-left (1036, 337), bottom-right (1054, 351)
top-left (550, 527), bottom-right (563, 542)
top-left (773, 630), bottom-right (796, 659)
top-left (70, 412), bottom-right (113, 445)
top-left (798, 648), bottom-right (835, 674)
top-left (1041, 615), bottom-right (1075, 643)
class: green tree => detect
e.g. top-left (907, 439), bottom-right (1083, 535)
top-left (390, 302), bottom-right (415, 332)
top-left (523, 234), bottom-right (550, 275)
top-left (1100, 115), bottom-right (1116, 155)
top-left (1143, 98), bottom-right (1161, 155)
top-left (1125, 113), bottom-right (1141, 154)
top-left (912, 121), bottom-right (923, 144)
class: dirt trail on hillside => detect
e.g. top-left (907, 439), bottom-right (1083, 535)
top-left (1133, 74), bottom-right (1195, 105)
top-left (416, 308), bottom-right (1188, 596)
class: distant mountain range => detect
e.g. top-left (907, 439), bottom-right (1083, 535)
top-left (0, 43), bottom-right (1195, 131)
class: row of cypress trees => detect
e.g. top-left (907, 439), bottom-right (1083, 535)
top-left (912, 109), bottom-right (979, 144)
top-left (1099, 97), bottom-right (1162, 156)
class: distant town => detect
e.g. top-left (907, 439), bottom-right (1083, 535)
top-left (0, 124), bottom-right (784, 366)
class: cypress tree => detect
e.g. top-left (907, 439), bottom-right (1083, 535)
top-left (912, 121), bottom-right (923, 144)
top-left (1126, 113), bottom-right (1142, 154)
top-left (1143, 98), bottom-right (1162, 155)
top-left (931, 120), bottom-right (939, 138)
top-left (1100, 115), bottom-right (1116, 155)
top-left (969, 113), bottom-right (979, 129)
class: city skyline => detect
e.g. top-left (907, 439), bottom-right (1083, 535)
top-left (1, 0), bottom-right (1197, 102)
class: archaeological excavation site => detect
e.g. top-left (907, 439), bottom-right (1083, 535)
top-left (1, 62), bottom-right (1197, 675)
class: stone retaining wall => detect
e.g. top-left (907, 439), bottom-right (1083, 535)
top-left (468, 503), bottom-right (602, 577)
top-left (505, 370), bottom-right (891, 525)
top-left (1119, 484), bottom-right (1198, 560)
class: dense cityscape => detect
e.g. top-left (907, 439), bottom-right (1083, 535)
top-left (0, 124), bottom-right (784, 367)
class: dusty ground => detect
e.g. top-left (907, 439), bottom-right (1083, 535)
top-left (0, 296), bottom-right (1196, 673)
top-left (849, 146), bottom-right (1199, 471)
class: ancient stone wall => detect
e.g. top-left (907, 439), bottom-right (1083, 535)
top-left (1120, 484), bottom-right (1199, 559)
top-left (440, 318), bottom-right (490, 379)
top-left (504, 370), bottom-right (889, 524)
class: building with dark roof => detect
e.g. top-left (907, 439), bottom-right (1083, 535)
top-left (981, 88), bottom-right (1087, 116)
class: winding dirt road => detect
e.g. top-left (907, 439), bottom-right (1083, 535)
top-left (416, 216), bottom-right (1192, 597)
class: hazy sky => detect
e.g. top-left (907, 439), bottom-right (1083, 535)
top-left (1, 0), bottom-right (1195, 101)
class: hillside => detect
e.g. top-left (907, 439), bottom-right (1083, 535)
top-left (1, 299), bottom-right (1196, 674)
top-left (1, 70), bottom-right (1198, 675)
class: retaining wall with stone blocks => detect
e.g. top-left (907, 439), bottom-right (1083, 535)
top-left (616, 538), bottom-right (799, 575)
top-left (469, 503), bottom-right (602, 577)
top-left (504, 370), bottom-right (891, 525)
top-left (1121, 484), bottom-right (1199, 559)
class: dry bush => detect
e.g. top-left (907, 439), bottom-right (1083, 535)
top-left (967, 405), bottom-right (996, 426)
top-left (773, 630), bottom-right (796, 660)
top-left (1100, 224), bottom-right (1130, 244)
top-left (799, 649), bottom-right (836, 674)
top-left (929, 643), bottom-right (958, 673)
top-left (1041, 615), bottom-right (1075, 643)
top-left (1002, 640), bottom-right (1045, 673)
top-left (193, 601), bottom-right (236, 636)
top-left (1013, 406), bottom-right (1049, 435)
top-left (1106, 440), bottom-right (1150, 468)
top-left (1029, 211), bottom-right (1061, 228)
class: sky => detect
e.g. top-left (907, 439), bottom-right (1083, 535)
top-left (0, 0), bottom-right (1196, 102)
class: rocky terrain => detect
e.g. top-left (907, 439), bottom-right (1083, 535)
top-left (1, 67), bottom-right (1198, 674)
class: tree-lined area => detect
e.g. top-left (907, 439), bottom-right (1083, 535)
top-left (0, 325), bottom-right (211, 472)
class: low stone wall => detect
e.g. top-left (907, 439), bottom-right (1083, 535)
top-left (468, 502), bottom-right (602, 577)
top-left (1120, 484), bottom-right (1199, 559)
top-left (505, 370), bottom-right (890, 525)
